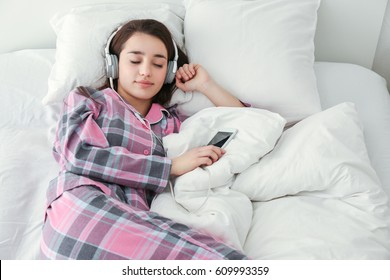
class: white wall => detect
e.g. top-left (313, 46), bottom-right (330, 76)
top-left (314, 0), bottom-right (387, 70)
top-left (373, 0), bottom-right (390, 91)
top-left (0, 0), bottom-right (389, 89)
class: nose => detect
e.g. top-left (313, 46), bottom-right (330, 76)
top-left (139, 62), bottom-right (151, 77)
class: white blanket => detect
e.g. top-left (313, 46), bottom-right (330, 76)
top-left (151, 107), bottom-right (286, 250)
top-left (152, 103), bottom-right (390, 257)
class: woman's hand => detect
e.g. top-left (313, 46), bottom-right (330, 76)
top-left (175, 63), bottom-right (212, 93)
top-left (170, 145), bottom-right (225, 177)
top-left (175, 63), bottom-right (245, 108)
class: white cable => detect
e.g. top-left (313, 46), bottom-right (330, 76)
top-left (169, 167), bottom-right (212, 215)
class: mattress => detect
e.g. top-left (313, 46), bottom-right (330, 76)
top-left (0, 49), bottom-right (389, 259)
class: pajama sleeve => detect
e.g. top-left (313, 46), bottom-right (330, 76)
top-left (53, 91), bottom-right (171, 194)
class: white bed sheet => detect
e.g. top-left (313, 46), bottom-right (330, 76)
top-left (315, 62), bottom-right (390, 199)
top-left (0, 49), bottom-right (389, 259)
top-left (0, 49), bottom-right (59, 259)
top-left (243, 63), bottom-right (390, 260)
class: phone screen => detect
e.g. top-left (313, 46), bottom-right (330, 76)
top-left (207, 132), bottom-right (234, 148)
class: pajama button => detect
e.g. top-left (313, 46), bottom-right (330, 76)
top-left (143, 149), bottom-right (150, 155)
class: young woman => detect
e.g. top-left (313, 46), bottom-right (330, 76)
top-left (40, 19), bottom-right (247, 260)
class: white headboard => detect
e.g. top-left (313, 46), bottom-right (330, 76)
top-left (314, 0), bottom-right (388, 69)
top-left (0, 0), bottom-right (388, 69)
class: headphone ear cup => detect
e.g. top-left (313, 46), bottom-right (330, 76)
top-left (164, 60), bottom-right (176, 84)
top-left (105, 54), bottom-right (119, 79)
top-left (111, 55), bottom-right (119, 79)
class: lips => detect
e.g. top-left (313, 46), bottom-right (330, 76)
top-left (136, 80), bottom-right (154, 88)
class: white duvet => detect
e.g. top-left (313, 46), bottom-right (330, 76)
top-left (151, 106), bottom-right (286, 250)
top-left (152, 103), bottom-right (390, 258)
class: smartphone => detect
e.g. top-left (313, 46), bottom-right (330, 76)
top-left (207, 129), bottom-right (237, 149)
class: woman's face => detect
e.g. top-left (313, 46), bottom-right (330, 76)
top-left (117, 32), bottom-right (168, 106)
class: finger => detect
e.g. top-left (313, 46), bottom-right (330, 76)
top-left (207, 151), bottom-right (219, 162)
top-left (175, 77), bottom-right (188, 92)
top-left (178, 68), bottom-right (190, 81)
top-left (198, 148), bottom-right (222, 162)
top-left (192, 64), bottom-right (202, 74)
top-left (182, 65), bottom-right (195, 79)
top-left (188, 63), bottom-right (196, 75)
top-left (198, 157), bottom-right (213, 167)
top-left (204, 145), bottom-right (225, 157)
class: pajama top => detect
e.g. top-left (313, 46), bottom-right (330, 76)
top-left (47, 87), bottom-right (181, 210)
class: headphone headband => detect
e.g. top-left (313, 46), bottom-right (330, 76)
top-left (104, 24), bottom-right (178, 89)
top-left (104, 25), bottom-right (122, 58)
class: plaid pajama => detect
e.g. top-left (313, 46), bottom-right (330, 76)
top-left (40, 87), bottom-right (247, 260)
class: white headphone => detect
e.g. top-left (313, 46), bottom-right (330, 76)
top-left (104, 25), bottom-right (179, 89)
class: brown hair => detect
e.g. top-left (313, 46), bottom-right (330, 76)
top-left (104, 19), bottom-right (188, 105)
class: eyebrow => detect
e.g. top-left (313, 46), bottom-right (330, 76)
top-left (127, 51), bottom-right (167, 60)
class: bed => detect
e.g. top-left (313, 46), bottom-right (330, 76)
top-left (1, 0), bottom-right (390, 260)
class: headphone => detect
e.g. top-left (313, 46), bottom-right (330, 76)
top-left (104, 25), bottom-right (179, 89)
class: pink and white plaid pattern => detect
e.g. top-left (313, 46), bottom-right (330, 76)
top-left (40, 87), bottom-right (247, 260)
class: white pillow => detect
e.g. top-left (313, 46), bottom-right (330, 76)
top-left (178, 0), bottom-right (322, 123)
top-left (43, 3), bottom-right (185, 105)
top-left (163, 107), bottom-right (286, 198)
top-left (233, 103), bottom-right (388, 211)
top-left (315, 62), bottom-right (390, 201)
